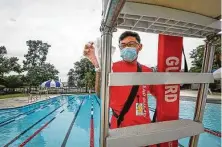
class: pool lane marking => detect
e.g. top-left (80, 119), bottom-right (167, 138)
top-left (3, 97), bottom-right (74, 147)
top-left (90, 95), bottom-right (94, 147)
top-left (204, 128), bottom-right (221, 138)
top-left (18, 109), bottom-right (64, 147)
top-left (60, 109), bottom-right (65, 113)
top-left (94, 95), bottom-right (100, 107)
top-left (0, 99), bottom-right (57, 123)
top-left (61, 97), bottom-right (85, 147)
top-left (0, 119), bottom-right (15, 127)
top-left (0, 99), bottom-right (59, 127)
top-left (19, 117), bottom-right (56, 147)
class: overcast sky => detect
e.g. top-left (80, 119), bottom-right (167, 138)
top-left (0, 0), bottom-right (205, 82)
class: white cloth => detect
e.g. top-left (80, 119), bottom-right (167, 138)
top-left (213, 68), bottom-right (221, 80)
top-left (94, 37), bottom-right (116, 69)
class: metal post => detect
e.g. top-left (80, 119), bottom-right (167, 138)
top-left (100, 31), bottom-right (112, 147)
top-left (102, 0), bottom-right (109, 16)
top-left (189, 36), bottom-right (218, 147)
top-left (100, 1), bottom-right (126, 146)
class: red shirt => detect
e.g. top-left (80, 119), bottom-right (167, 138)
top-left (110, 60), bottom-right (156, 129)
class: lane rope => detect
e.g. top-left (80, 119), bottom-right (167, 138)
top-left (90, 95), bottom-right (95, 147)
top-left (4, 97), bottom-right (74, 147)
top-left (0, 98), bottom-right (59, 128)
top-left (19, 117), bottom-right (56, 147)
top-left (61, 97), bottom-right (85, 147)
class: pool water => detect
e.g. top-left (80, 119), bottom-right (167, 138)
top-left (0, 95), bottom-right (100, 147)
top-left (0, 95), bottom-right (220, 147)
top-left (148, 96), bottom-right (221, 147)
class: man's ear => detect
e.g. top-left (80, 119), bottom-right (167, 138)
top-left (138, 44), bottom-right (142, 51)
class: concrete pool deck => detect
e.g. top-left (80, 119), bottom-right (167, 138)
top-left (180, 90), bottom-right (221, 104)
top-left (0, 90), bottom-right (221, 109)
top-left (0, 94), bottom-right (60, 109)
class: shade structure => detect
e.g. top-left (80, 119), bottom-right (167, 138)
top-left (114, 0), bottom-right (221, 38)
top-left (41, 80), bottom-right (63, 88)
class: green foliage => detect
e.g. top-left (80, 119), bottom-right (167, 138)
top-left (23, 40), bottom-right (59, 87)
top-left (25, 63), bottom-right (59, 87)
top-left (0, 41), bottom-right (59, 89)
top-left (4, 75), bottom-right (23, 88)
top-left (0, 46), bottom-right (21, 77)
top-left (67, 69), bottom-right (76, 87)
top-left (84, 72), bottom-right (95, 89)
top-left (68, 58), bottom-right (95, 91)
top-left (0, 46), bottom-right (7, 54)
top-left (189, 42), bottom-right (221, 72)
top-left (23, 40), bottom-right (50, 69)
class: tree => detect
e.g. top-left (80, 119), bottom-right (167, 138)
top-left (67, 69), bottom-right (76, 87)
top-left (0, 46), bottom-right (7, 54)
top-left (23, 40), bottom-right (59, 88)
top-left (23, 40), bottom-right (50, 69)
top-left (73, 58), bottom-right (95, 92)
top-left (0, 46), bottom-right (21, 77)
top-left (84, 72), bottom-right (95, 91)
top-left (189, 43), bottom-right (221, 72)
top-left (26, 63), bottom-right (59, 86)
top-left (4, 75), bottom-right (23, 88)
top-left (189, 40), bottom-right (221, 92)
top-left (40, 63), bottom-right (59, 81)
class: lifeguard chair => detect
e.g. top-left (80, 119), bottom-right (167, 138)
top-left (99, 0), bottom-right (221, 147)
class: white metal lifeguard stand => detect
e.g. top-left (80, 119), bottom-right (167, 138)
top-left (99, 0), bottom-right (221, 147)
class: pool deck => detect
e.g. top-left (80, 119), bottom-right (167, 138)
top-left (0, 94), bottom-right (60, 109)
top-left (180, 90), bottom-right (221, 104)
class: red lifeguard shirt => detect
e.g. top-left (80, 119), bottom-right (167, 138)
top-left (110, 60), bottom-right (156, 129)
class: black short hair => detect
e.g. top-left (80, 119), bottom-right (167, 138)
top-left (119, 31), bottom-right (141, 43)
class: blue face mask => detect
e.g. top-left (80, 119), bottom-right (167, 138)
top-left (120, 47), bottom-right (138, 62)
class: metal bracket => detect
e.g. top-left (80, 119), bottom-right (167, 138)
top-left (100, 20), bottom-right (118, 33)
top-left (206, 33), bottom-right (221, 44)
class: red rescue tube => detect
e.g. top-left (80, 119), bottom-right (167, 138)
top-left (156, 34), bottom-right (183, 147)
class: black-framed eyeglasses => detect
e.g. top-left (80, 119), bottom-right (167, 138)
top-left (119, 41), bottom-right (140, 49)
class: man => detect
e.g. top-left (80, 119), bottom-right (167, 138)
top-left (84, 31), bottom-right (157, 129)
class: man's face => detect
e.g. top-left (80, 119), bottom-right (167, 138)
top-left (119, 36), bottom-right (142, 53)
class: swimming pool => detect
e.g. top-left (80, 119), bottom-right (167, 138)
top-left (0, 95), bottom-right (220, 147)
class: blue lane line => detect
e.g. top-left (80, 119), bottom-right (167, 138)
top-left (0, 99), bottom-right (57, 124)
top-left (0, 98), bottom-right (59, 128)
top-left (61, 97), bottom-right (86, 147)
top-left (19, 109), bottom-right (65, 147)
top-left (3, 97), bottom-right (75, 147)
top-left (93, 95), bottom-right (100, 106)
